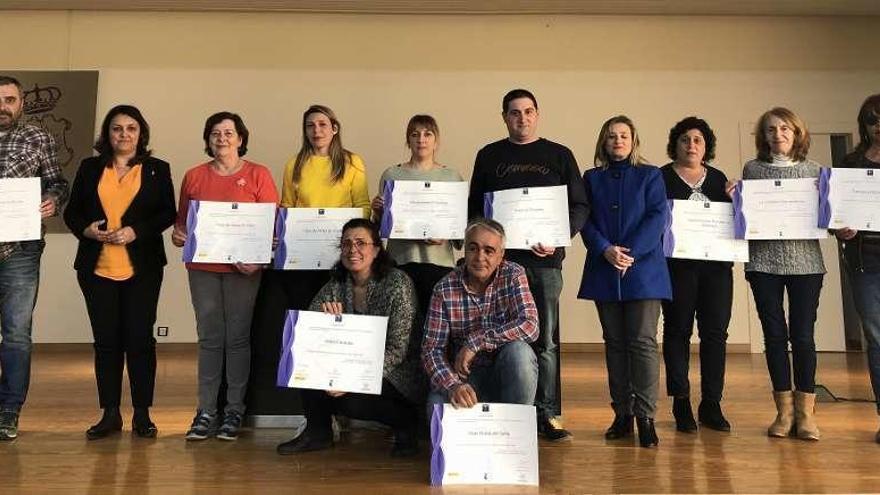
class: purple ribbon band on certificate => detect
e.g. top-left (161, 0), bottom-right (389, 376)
top-left (379, 181), bottom-right (395, 239)
top-left (276, 310), bottom-right (299, 387)
top-left (662, 200), bottom-right (675, 257)
top-left (732, 182), bottom-right (747, 239)
top-left (182, 199), bottom-right (200, 262)
top-left (429, 403), bottom-right (445, 486)
top-left (273, 208), bottom-right (288, 270)
top-left (817, 168), bottom-right (832, 228)
top-left (483, 191), bottom-right (494, 219)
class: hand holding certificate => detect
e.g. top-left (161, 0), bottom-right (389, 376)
top-left (182, 200), bottom-right (275, 263)
top-left (430, 403), bottom-right (539, 486)
top-left (0, 177), bottom-right (41, 242)
top-left (818, 167), bottom-right (880, 231)
top-left (484, 185), bottom-right (571, 250)
top-left (663, 200), bottom-right (749, 262)
top-left (274, 207), bottom-right (362, 270)
top-left (276, 310), bottom-right (388, 395)
top-left (732, 178), bottom-right (827, 240)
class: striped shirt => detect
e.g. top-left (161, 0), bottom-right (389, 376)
top-left (0, 121), bottom-right (68, 261)
top-left (421, 260), bottom-right (539, 393)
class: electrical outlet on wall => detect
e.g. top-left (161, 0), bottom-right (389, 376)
top-left (157, 326), bottom-right (169, 337)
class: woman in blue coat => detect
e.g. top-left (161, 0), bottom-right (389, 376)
top-left (578, 115), bottom-right (671, 448)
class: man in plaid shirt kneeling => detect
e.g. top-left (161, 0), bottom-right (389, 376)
top-left (421, 218), bottom-right (539, 408)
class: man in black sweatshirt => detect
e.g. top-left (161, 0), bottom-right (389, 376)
top-left (467, 89), bottom-right (589, 441)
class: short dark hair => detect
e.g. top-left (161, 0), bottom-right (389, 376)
top-left (0, 75), bottom-right (23, 96)
top-left (856, 94), bottom-right (880, 153)
top-left (202, 111), bottom-right (249, 157)
top-left (502, 89), bottom-right (538, 114)
top-left (330, 218), bottom-right (395, 282)
top-left (666, 116), bottom-right (717, 163)
top-left (94, 104), bottom-right (152, 166)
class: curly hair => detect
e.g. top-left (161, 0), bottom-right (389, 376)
top-left (666, 116), bottom-right (717, 163)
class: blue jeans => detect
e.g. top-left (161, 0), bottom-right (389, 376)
top-left (523, 267), bottom-right (563, 419)
top-left (0, 241), bottom-right (44, 412)
top-left (428, 341), bottom-right (538, 405)
top-left (850, 270), bottom-right (880, 413)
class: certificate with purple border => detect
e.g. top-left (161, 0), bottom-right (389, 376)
top-left (273, 207), bottom-right (362, 270)
top-left (430, 403), bottom-right (538, 486)
top-left (817, 167), bottom-right (880, 231)
top-left (379, 180), bottom-right (468, 240)
top-left (731, 178), bottom-right (827, 240)
top-left (663, 200), bottom-right (748, 262)
top-left (0, 178), bottom-right (41, 242)
top-left (276, 310), bottom-right (388, 395)
top-left (483, 185), bottom-right (571, 249)
top-left (182, 200), bottom-right (275, 263)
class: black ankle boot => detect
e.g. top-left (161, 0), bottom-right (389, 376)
top-left (604, 414), bottom-right (634, 440)
top-left (637, 417), bottom-right (659, 448)
top-left (132, 407), bottom-right (158, 438)
top-left (390, 428), bottom-right (419, 457)
top-left (673, 397), bottom-right (697, 433)
top-left (698, 400), bottom-right (731, 432)
top-left (86, 407), bottom-right (122, 440)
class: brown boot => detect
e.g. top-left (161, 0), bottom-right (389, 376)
top-left (794, 391), bottom-right (820, 441)
top-left (768, 390), bottom-right (794, 438)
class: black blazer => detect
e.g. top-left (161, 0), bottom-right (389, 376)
top-left (64, 156), bottom-right (176, 273)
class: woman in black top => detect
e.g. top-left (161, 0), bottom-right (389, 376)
top-left (834, 94), bottom-right (880, 443)
top-left (660, 117), bottom-right (732, 433)
top-left (64, 105), bottom-right (176, 439)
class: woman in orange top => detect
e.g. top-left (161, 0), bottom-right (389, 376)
top-left (172, 112), bottom-right (279, 442)
top-left (64, 105), bottom-right (176, 440)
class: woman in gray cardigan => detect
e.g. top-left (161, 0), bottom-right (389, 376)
top-left (732, 107), bottom-right (825, 441)
top-left (277, 218), bottom-right (423, 457)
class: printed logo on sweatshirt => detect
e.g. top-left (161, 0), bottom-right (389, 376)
top-left (495, 163), bottom-right (551, 178)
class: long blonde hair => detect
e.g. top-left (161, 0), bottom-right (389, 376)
top-left (291, 104), bottom-right (352, 184)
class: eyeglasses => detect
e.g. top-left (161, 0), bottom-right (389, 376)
top-left (340, 239), bottom-right (375, 252)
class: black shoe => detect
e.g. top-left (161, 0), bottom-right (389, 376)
top-left (86, 407), bottom-right (123, 440)
top-left (132, 408), bottom-right (158, 438)
top-left (277, 431), bottom-right (333, 455)
top-left (673, 397), bottom-right (698, 433)
top-left (637, 417), bottom-right (659, 448)
top-left (538, 416), bottom-right (573, 442)
top-left (604, 414), bottom-right (634, 440)
top-left (390, 429), bottom-right (419, 458)
top-left (698, 400), bottom-right (731, 432)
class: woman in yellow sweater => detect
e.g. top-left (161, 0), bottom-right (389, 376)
top-left (279, 105), bottom-right (371, 308)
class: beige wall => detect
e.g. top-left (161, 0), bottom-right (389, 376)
top-left (2, 11), bottom-right (876, 345)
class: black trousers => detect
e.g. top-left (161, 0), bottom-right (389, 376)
top-left (746, 271), bottom-right (824, 393)
top-left (279, 270), bottom-right (331, 310)
top-left (301, 379), bottom-right (418, 437)
top-left (661, 260), bottom-right (733, 402)
top-left (77, 269), bottom-right (163, 409)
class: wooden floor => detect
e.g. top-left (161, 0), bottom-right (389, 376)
top-left (5, 346), bottom-right (880, 494)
